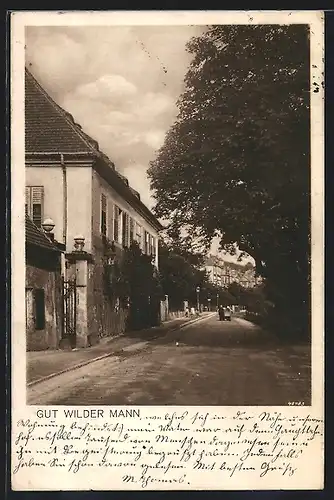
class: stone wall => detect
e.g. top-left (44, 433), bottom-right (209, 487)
top-left (26, 264), bottom-right (62, 351)
top-left (87, 244), bottom-right (128, 343)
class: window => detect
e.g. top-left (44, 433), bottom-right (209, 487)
top-left (129, 217), bottom-right (134, 244)
top-left (149, 235), bottom-right (153, 255)
top-left (118, 208), bottom-right (123, 244)
top-left (26, 186), bottom-right (44, 227)
top-left (135, 223), bottom-right (142, 247)
top-left (109, 201), bottom-right (114, 241)
top-left (33, 288), bottom-right (45, 330)
top-left (144, 231), bottom-right (150, 255)
top-left (114, 205), bottom-right (123, 244)
top-left (100, 193), bottom-right (107, 236)
top-left (151, 236), bottom-right (156, 257)
top-left (113, 205), bottom-right (119, 243)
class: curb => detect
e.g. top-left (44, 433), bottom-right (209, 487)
top-left (27, 349), bottom-right (124, 388)
top-left (27, 313), bottom-right (214, 388)
top-left (169, 312), bottom-right (215, 332)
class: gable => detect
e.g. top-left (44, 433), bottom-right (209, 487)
top-left (25, 68), bottom-right (95, 155)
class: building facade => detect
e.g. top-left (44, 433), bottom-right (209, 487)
top-left (204, 255), bottom-right (260, 289)
top-left (25, 68), bottom-right (163, 348)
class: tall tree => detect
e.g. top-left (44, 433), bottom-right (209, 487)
top-left (148, 25), bottom-right (310, 338)
top-left (158, 241), bottom-right (206, 310)
top-left (120, 242), bottom-right (163, 329)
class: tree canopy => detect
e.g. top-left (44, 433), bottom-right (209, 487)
top-left (158, 240), bottom-right (207, 310)
top-left (148, 24), bottom-right (310, 338)
top-left (116, 242), bottom-right (163, 329)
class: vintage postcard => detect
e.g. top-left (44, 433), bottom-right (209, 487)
top-left (10, 10), bottom-right (324, 491)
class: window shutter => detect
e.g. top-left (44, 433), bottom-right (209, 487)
top-left (114, 205), bottom-right (119, 243)
top-left (25, 187), bottom-right (31, 215)
top-left (136, 223), bottom-right (142, 248)
top-left (109, 201), bottom-right (114, 241)
top-left (31, 186), bottom-right (44, 227)
top-left (145, 231), bottom-right (149, 254)
top-left (122, 211), bottom-right (129, 247)
top-left (129, 217), bottom-right (134, 244)
top-left (118, 208), bottom-right (123, 244)
top-left (101, 193), bottom-right (107, 211)
top-left (32, 186), bottom-right (43, 204)
top-left (125, 213), bottom-right (129, 246)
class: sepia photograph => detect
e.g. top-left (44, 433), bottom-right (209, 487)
top-left (10, 10), bottom-right (325, 491)
top-left (23, 20), bottom-right (313, 407)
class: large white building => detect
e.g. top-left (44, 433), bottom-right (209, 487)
top-left (25, 68), bottom-right (163, 348)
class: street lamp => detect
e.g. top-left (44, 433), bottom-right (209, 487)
top-left (216, 293), bottom-right (219, 309)
top-left (196, 286), bottom-right (200, 312)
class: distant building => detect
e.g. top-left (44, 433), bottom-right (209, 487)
top-left (25, 68), bottom-right (163, 348)
top-left (204, 254), bottom-right (261, 289)
top-left (25, 214), bottom-right (64, 351)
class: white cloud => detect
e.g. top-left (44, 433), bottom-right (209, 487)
top-left (144, 130), bottom-right (166, 150)
top-left (76, 74), bottom-right (137, 102)
top-left (141, 92), bottom-right (174, 116)
top-left (106, 110), bottom-right (134, 123)
top-left (25, 30), bottom-right (87, 95)
top-left (25, 25), bottom-right (201, 214)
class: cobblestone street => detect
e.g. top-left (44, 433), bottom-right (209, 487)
top-left (27, 314), bottom-right (311, 406)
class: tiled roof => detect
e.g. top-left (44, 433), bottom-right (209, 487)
top-left (25, 214), bottom-right (60, 252)
top-left (25, 68), bottom-right (96, 154)
top-left (25, 67), bottom-right (163, 232)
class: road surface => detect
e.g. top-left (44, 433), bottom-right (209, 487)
top-left (27, 314), bottom-right (311, 406)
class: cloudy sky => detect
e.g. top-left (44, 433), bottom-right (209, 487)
top-left (25, 25), bottom-right (205, 209)
top-left (25, 24), bottom-right (253, 265)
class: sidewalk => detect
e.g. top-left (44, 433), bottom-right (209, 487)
top-left (27, 314), bottom-right (209, 385)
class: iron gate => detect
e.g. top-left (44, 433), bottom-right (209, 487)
top-left (62, 276), bottom-right (77, 347)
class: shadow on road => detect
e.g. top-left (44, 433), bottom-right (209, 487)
top-left (151, 317), bottom-right (312, 356)
top-left (151, 319), bottom-right (271, 349)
